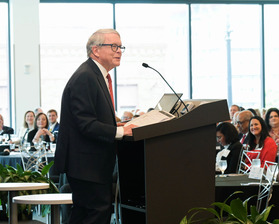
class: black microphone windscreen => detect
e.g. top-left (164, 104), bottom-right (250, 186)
top-left (142, 63), bottom-right (149, 68)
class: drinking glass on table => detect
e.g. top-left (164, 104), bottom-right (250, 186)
top-left (3, 134), bottom-right (9, 143)
top-left (218, 160), bottom-right (227, 177)
top-left (50, 143), bottom-right (56, 153)
top-left (23, 142), bottom-right (31, 151)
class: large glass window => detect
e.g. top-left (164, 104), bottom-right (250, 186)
top-left (0, 3), bottom-right (10, 124)
top-left (191, 4), bottom-right (261, 109)
top-left (264, 5), bottom-right (279, 108)
top-left (116, 4), bottom-right (189, 115)
top-left (39, 3), bottom-right (113, 115)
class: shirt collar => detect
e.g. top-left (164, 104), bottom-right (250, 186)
top-left (92, 59), bottom-right (108, 80)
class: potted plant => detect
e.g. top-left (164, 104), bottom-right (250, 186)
top-left (180, 191), bottom-right (279, 224)
top-left (0, 161), bottom-right (59, 220)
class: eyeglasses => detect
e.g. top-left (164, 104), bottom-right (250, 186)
top-left (237, 120), bottom-right (248, 125)
top-left (98, 44), bottom-right (125, 53)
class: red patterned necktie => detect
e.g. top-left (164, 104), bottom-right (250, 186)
top-left (106, 73), bottom-right (115, 110)
top-left (241, 134), bottom-right (246, 144)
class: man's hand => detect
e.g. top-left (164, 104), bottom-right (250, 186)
top-left (123, 124), bottom-right (137, 136)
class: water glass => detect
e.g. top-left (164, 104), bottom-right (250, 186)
top-left (218, 160), bottom-right (227, 177)
top-left (3, 134), bottom-right (9, 143)
top-left (252, 159), bottom-right (261, 167)
top-left (50, 143), bottom-right (56, 152)
top-left (24, 142), bottom-right (31, 151)
top-left (10, 143), bottom-right (16, 151)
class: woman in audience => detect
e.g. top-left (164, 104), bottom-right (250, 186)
top-left (27, 112), bottom-right (55, 145)
top-left (216, 122), bottom-right (242, 174)
top-left (247, 116), bottom-right (277, 167)
top-left (265, 108), bottom-right (279, 145)
top-left (13, 110), bottom-right (35, 145)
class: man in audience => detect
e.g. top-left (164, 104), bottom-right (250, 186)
top-left (34, 107), bottom-right (43, 116)
top-left (229, 104), bottom-right (240, 121)
top-left (121, 111), bottom-right (133, 122)
top-left (236, 110), bottom-right (253, 144)
top-left (54, 29), bottom-right (136, 224)
top-left (0, 114), bottom-right (14, 139)
top-left (47, 109), bottom-right (60, 133)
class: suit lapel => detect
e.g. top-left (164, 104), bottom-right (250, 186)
top-left (87, 59), bottom-right (116, 120)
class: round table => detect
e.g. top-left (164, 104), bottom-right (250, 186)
top-left (0, 183), bottom-right (49, 224)
top-left (13, 193), bottom-right (73, 224)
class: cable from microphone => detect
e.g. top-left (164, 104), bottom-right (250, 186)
top-left (142, 63), bottom-right (189, 113)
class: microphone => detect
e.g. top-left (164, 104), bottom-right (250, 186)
top-left (142, 63), bottom-right (189, 114)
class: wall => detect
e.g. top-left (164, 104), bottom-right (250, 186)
top-left (9, 0), bottom-right (40, 130)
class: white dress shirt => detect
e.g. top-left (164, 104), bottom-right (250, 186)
top-left (92, 59), bottom-right (124, 139)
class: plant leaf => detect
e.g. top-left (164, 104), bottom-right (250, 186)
top-left (260, 205), bottom-right (273, 221)
top-left (41, 161), bottom-right (54, 176)
top-left (180, 216), bottom-right (188, 224)
top-left (230, 198), bottom-right (247, 222)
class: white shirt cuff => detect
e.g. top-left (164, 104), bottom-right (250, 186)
top-left (115, 127), bottom-right (124, 139)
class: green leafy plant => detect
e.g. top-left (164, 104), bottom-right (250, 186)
top-left (180, 191), bottom-right (279, 224)
top-left (0, 161), bottom-right (59, 220)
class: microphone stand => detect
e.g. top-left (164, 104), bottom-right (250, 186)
top-left (142, 63), bottom-right (189, 113)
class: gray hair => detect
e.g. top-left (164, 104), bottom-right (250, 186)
top-left (86, 29), bottom-right (120, 57)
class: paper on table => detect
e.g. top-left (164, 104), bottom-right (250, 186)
top-left (124, 110), bottom-right (176, 127)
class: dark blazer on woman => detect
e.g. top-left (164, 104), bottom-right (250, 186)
top-left (27, 128), bottom-right (51, 145)
top-left (54, 58), bottom-right (117, 184)
top-left (220, 141), bottom-right (242, 174)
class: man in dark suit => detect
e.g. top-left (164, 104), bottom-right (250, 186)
top-left (0, 114), bottom-right (14, 140)
top-left (54, 29), bottom-right (136, 224)
top-left (47, 109), bottom-right (60, 141)
top-left (236, 110), bottom-right (253, 145)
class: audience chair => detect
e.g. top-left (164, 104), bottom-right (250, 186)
top-left (237, 149), bottom-right (261, 174)
top-left (20, 142), bottom-right (49, 177)
top-left (256, 161), bottom-right (278, 212)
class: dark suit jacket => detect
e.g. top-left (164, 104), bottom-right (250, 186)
top-left (220, 141), bottom-right (242, 174)
top-left (238, 133), bottom-right (249, 145)
top-left (0, 126), bottom-right (14, 135)
top-left (54, 58), bottom-right (117, 184)
top-left (49, 122), bottom-right (59, 133)
top-left (0, 126), bottom-right (14, 140)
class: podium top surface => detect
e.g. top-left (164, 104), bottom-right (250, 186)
top-left (129, 99), bottom-right (229, 141)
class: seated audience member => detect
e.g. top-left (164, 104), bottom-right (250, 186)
top-left (216, 122), bottom-right (242, 174)
top-left (265, 108), bottom-right (279, 145)
top-left (12, 110), bottom-right (35, 145)
top-left (247, 108), bottom-right (257, 116)
top-left (254, 108), bottom-right (261, 117)
top-left (0, 148), bottom-right (10, 155)
top-left (246, 116), bottom-right (277, 167)
top-left (47, 109), bottom-right (60, 134)
top-left (136, 111), bottom-right (145, 116)
top-left (236, 110), bottom-right (254, 144)
top-left (34, 107), bottom-right (43, 116)
top-left (232, 111), bottom-right (240, 130)
top-left (121, 111), bottom-right (133, 122)
top-left (0, 114), bottom-right (14, 140)
top-left (229, 104), bottom-right (240, 122)
top-left (261, 108), bottom-right (267, 119)
top-left (27, 112), bottom-right (55, 145)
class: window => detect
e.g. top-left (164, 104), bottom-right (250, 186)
top-left (264, 5), bottom-right (279, 108)
top-left (0, 2), bottom-right (10, 124)
top-left (116, 4), bottom-right (189, 115)
top-left (191, 4), bottom-right (261, 109)
top-left (39, 3), bottom-right (113, 114)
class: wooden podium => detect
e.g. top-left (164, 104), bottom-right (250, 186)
top-left (116, 99), bottom-right (229, 224)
